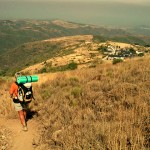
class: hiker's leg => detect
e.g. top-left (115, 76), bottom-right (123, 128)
top-left (23, 109), bottom-right (27, 121)
top-left (18, 110), bottom-right (26, 126)
top-left (22, 103), bottom-right (28, 121)
top-left (18, 110), bottom-right (28, 131)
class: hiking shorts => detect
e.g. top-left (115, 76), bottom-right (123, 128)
top-left (13, 101), bottom-right (28, 111)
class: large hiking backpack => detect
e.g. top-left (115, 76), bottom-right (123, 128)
top-left (16, 82), bottom-right (33, 102)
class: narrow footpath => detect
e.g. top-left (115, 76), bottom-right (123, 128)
top-left (0, 117), bottom-right (38, 150)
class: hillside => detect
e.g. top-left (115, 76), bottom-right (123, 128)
top-left (0, 55), bottom-right (150, 149)
top-left (0, 19), bottom-right (126, 53)
top-left (1, 19), bottom-right (150, 55)
top-left (1, 33), bottom-right (150, 76)
top-left (22, 39), bottom-right (149, 75)
top-left (1, 19), bottom-right (150, 76)
top-left (0, 35), bottom-right (94, 75)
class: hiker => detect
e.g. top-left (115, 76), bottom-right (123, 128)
top-left (9, 72), bottom-right (33, 131)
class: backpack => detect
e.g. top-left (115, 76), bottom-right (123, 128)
top-left (16, 82), bottom-right (33, 102)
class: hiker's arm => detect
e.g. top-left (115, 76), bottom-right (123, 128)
top-left (10, 94), bottom-right (13, 98)
top-left (9, 83), bottom-right (15, 98)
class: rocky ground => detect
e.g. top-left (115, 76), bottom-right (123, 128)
top-left (0, 125), bottom-right (12, 150)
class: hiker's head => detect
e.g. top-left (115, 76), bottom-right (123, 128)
top-left (14, 72), bottom-right (22, 80)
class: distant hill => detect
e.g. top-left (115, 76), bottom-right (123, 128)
top-left (1, 34), bottom-right (149, 76)
top-left (1, 19), bottom-right (150, 54)
top-left (0, 19), bottom-right (150, 75)
top-left (0, 35), bottom-right (94, 75)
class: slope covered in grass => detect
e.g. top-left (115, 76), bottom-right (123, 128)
top-left (1, 56), bottom-right (149, 149)
top-left (33, 56), bottom-right (150, 149)
top-left (0, 35), bottom-right (92, 76)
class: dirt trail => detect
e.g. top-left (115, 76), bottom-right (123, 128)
top-left (0, 117), bottom-right (38, 150)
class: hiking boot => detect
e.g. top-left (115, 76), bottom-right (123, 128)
top-left (22, 125), bottom-right (28, 131)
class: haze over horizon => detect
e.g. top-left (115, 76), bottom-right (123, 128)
top-left (0, 0), bottom-right (150, 27)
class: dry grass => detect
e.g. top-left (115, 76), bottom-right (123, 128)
top-left (0, 77), bottom-right (17, 118)
top-left (33, 56), bottom-right (150, 149)
top-left (0, 56), bottom-right (150, 150)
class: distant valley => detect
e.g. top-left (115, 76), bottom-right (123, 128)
top-left (0, 19), bottom-right (150, 75)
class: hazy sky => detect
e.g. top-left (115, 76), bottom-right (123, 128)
top-left (0, 0), bottom-right (150, 27)
top-left (0, 0), bottom-right (150, 3)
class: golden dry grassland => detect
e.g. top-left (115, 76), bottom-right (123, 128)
top-left (0, 55), bottom-right (150, 150)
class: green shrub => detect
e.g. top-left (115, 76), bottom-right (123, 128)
top-left (129, 47), bottom-right (136, 54)
top-left (112, 58), bottom-right (123, 65)
top-left (71, 86), bottom-right (82, 98)
top-left (138, 53), bottom-right (144, 57)
top-left (67, 62), bottom-right (78, 70)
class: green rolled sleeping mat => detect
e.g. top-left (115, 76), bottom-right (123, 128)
top-left (17, 75), bottom-right (38, 84)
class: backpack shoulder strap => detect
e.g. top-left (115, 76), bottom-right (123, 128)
top-left (20, 83), bottom-right (26, 89)
top-left (15, 82), bottom-right (22, 87)
top-left (15, 82), bottom-right (18, 86)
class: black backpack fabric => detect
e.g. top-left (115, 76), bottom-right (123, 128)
top-left (16, 82), bottom-right (33, 102)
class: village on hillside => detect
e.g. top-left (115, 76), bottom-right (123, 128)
top-left (95, 41), bottom-right (150, 61)
top-left (85, 39), bottom-right (150, 58)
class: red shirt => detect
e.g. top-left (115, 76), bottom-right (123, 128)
top-left (10, 82), bottom-right (18, 97)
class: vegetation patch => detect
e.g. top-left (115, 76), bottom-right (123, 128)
top-left (38, 62), bottom-right (78, 73)
top-left (112, 58), bottom-right (123, 64)
top-left (30, 56), bottom-right (150, 149)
